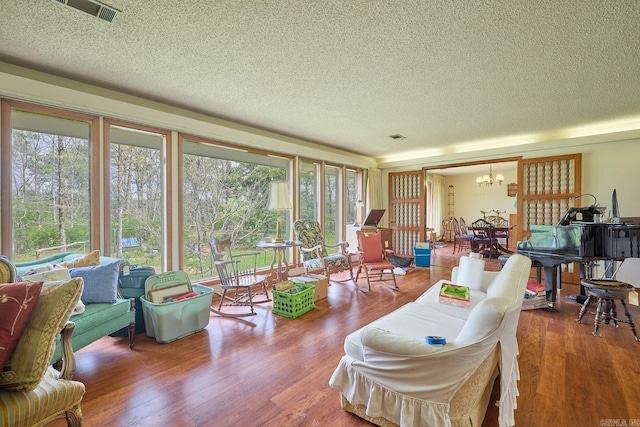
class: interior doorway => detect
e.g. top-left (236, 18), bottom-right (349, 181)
top-left (423, 157), bottom-right (521, 244)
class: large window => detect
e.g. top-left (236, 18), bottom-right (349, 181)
top-left (181, 138), bottom-right (290, 280)
top-left (10, 109), bottom-right (92, 261)
top-left (109, 125), bottom-right (164, 270)
top-left (1, 99), bottom-right (363, 278)
top-left (300, 160), bottom-right (319, 221)
top-left (324, 165), bottom-right (342, 249)
top-left (346, 168), bottom-right (359, 225)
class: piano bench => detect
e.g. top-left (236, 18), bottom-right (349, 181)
top-left (576, 279), bottom-right (640, 342)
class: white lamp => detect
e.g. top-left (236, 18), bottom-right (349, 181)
top-left (267, 181), bottom-right (292, 242)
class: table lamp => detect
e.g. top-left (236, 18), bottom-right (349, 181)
top-left (268, 181), bottom-right (292, 242)
top-left (353, 199), bottom-right (365, 226)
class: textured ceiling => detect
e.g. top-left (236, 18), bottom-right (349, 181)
top-left (1, 0), bottom-right (640, 164)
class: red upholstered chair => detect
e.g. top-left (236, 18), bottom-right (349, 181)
top-left (355, 230), bottom-right (398, 292)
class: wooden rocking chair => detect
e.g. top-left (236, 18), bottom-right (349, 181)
top-left (212, 260), bottom-right (271, 317)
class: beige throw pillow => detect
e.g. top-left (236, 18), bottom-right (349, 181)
top-left (60, 250), bottom-right (101, 269)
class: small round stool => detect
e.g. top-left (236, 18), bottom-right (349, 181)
top-left (576, 279), bottom-right (640, 341)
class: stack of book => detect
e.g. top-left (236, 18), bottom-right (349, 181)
top-left (522, 280), bottom-right (547, 310)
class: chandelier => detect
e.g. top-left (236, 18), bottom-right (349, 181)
top-left (475, 164), bottom-right (504, 186)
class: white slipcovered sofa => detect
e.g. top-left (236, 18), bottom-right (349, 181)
top-left (329, 254), bottom-right (531, 427)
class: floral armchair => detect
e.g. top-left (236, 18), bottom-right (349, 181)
top-left (293, 219), bottom-right (354, 283)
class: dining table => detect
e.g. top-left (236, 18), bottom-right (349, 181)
top-left (470, 225), bottom-right (514, 258)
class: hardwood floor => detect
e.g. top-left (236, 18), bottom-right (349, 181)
top-left (52, 249), bottom-right (640, 427)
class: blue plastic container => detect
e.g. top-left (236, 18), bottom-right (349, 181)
top-left (414, 247), bottom-right (432, 267)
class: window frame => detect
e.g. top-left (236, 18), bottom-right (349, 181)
top-left (0, 98), bottom-right (364, 276)
top-left (1, 99), bottom-right (100, 258)
top-left (104, 118), bottom-right (172, 267)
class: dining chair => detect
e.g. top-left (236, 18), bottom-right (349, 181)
top-left (486, 215), bottom-right (510, 250)
top-left (452, 218), bottom-right (473, 254)
top-left (441, 219), bottom-right (455, 243)
top-left (471, 218), bottom-right (498, 259)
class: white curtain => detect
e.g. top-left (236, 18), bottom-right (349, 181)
top-left (426, 173), bottom-right (446, 236)
top-left (367, 167), bottom-right (383, 209)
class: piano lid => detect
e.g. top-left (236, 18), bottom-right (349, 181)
top-left (557, 205), bottom-right (606, 226)
top-left (363, 209), bottom-right (386, 227)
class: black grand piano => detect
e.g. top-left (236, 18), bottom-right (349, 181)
top-left (517, 205), bottom-right (640, 311)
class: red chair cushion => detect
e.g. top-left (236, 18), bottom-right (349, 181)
top-left (358, 233), bottom-right (384, 263)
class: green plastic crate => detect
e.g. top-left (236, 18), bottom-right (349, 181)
top-left (272, 283), bottom-right (315, 318)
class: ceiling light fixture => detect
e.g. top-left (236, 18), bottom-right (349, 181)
top-left (475, 164), bottom-right (504, 186)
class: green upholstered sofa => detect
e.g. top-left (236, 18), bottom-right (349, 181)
top-left (14, 252), bottom-right (135, 364)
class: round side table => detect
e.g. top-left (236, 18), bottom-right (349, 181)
top-left (256, 240), bottom-right (302, 287)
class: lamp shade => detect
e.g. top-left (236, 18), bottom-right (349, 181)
top-left (267, 181), bottom-right (292, 210)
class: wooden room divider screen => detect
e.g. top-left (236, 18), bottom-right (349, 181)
top-left (517, 153), bottom-right (582, 239)
top-left (517, 153), bottom-right (582, 283)
top-left (388, 171), bottom-right (425, 256)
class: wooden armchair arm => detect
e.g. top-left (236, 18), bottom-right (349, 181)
top-left (59, 321), bottom-right (77, 380)
top-left (325, 241), bottom-right (351, 254)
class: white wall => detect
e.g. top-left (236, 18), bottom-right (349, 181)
top-left (581, 139), bottom-right (640, 217)
top-left (445, 169), bottom-right (518, 224)
top-left (380, 139), bottom-right (640, 228)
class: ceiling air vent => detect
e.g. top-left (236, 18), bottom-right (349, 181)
top-left (389, 134), bottom-right (406, 140)
top-left (53, 0), bottom-right (120, 23)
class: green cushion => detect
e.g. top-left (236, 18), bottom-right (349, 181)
top-left (50, 299), bottom-right (134, 363)
top-left (71, 299), bottom-right (132, 330)
top-left (0, 278), bottom-right (83, 391)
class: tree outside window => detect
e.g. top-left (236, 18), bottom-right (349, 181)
top-left (11, 111), bottom-right (91, 260)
